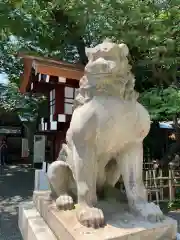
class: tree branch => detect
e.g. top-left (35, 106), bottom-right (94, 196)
top-left (53, 9), bottom-right (88, 65)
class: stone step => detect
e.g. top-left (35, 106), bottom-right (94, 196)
top-left (19, 202), bottom-right (57, 240)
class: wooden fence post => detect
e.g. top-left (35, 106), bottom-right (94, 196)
top-left (169, 162), bottom-right (175, 202)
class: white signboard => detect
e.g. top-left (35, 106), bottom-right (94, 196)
top-left (21, 138), bottom-right (29, 158)
top-left (33, 135), bottom-right (45, 163)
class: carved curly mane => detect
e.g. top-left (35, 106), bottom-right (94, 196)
top-left (73, 39), bottom-right (139, 110)
top-left (61, 40), bottom-right (140, 161)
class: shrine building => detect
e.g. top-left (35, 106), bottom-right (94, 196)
top-left (19, 54), bottom-right (84, 166)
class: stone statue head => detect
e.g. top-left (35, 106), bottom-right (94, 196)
top-left (73, 39), bottom-right (137, 107)
top-left (85, 39), bottom-right (130, 82)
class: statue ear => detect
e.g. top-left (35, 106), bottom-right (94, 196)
top-left (118, 43), bottom-right (129, 57)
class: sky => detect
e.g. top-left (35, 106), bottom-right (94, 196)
top-left (0, 73), bottom-right (8, 85)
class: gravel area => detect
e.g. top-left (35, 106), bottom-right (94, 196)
top-left (0, 165), bottom-right (34, 240)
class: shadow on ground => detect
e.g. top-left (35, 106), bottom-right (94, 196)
top-left (0, 165), bottom-right (34, 240)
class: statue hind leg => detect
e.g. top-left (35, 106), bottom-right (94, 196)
top-left (47, 161), bottom-right (74, 210)
top-left (119, 142), bottom-right (164, 222)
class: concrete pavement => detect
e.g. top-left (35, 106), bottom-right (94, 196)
top-left (0, 165), bottom-right (34, 240)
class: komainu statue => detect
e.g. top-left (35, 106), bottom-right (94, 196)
top-left (47, 39), bottom-right (164, 228)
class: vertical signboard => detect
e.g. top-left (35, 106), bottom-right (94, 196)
top-left (33, 135), bottom-right (45, 163)
top-left (21, 138), bottom-right (29, 158)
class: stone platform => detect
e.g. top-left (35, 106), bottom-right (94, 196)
top-left (18, 191), bottom-right (178, 240)
top-left (19, 201), bottom-right (56, 240)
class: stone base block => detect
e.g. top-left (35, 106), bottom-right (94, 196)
top-left (18, 201), bottom-right (57, 240)
top-left (33, 191), bottom-right (177, 240)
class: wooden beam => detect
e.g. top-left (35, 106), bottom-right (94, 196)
top-left (33, 62), bottom-right (83, 81)
top-left (19, 55), bottom-right (84, 94)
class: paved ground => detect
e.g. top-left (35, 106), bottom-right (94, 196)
top-left (168, 211), bottom-right (180, 232)
top-left (0, 165), bottom-right (34, 240)
top-left (0, 165), bottom-right (180, 239)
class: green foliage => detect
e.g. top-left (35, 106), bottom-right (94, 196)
top-left (140, 87), bottom-right (180, 121)
top-left (0, 0), bottom-right (179, 120)
top-left (168, 191), bottom-right (180, 211)
top-left (0, 39), bottom-right (23, 85)
top-left (0, 0), bottom-right (179, 88)
top-left (0, 82), bottom-right (45, 121)
top-left (0, 37), bottom-right (48, 85)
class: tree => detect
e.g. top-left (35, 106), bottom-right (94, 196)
top-left (140, 86), bottom-right (180, 163)
top-left (0, 34), bottom-right (47, 162)
top-left (0, 0), bottom-right (179, 91)
top-left (0, 0), bottom-right (179, 161)
top-left (0, 81), bottom-right (47, 161)
top-left (0, 82), bottom-right (45, 118)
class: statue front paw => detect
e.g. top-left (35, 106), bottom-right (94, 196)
top-left (132, 202), bottom-right (165, 222)
top-left (77, 206), bottom-right (105, 228)
top-left (56, 195), bottom-right (74, 210)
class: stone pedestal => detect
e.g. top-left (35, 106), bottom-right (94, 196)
top-left (19, 191), bottom-right (177, 240)
top-left (18, 201), bottom-right (56, 240)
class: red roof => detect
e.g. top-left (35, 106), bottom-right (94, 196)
top-left (19, 54), bottom-right (84, 93)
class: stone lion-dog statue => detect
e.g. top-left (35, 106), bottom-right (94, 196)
top-left (47, 39), bottom-right (164, 228)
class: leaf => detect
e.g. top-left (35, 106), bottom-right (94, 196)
top-left (0, 0), bottom-right (179, 121)
top-left (140, 87), bottom-right (180, 120)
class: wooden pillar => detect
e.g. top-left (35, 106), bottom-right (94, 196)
top-left (55, 85), bottom-right (65, 117)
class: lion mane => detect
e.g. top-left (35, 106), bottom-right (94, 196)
top-left (73, 39), bottom-right (139, 111)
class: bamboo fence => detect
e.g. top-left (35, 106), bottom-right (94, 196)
top-left (143, 161), bottom-right (180, 204)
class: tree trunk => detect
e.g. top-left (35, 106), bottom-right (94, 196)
top-left (53, 9), bottom-right (88, 65)
top-left (75, 36), bottom-right (88, 65)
